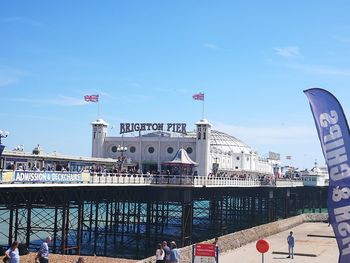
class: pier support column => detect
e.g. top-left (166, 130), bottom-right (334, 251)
top-left (268, 189), bottom-right (275, 222)
top-left (25, 205), bottom-right (32, 248)
top-left (8, 207), bottom-right (13, 246)
top-left (181, 190), bottom-right (193, 247)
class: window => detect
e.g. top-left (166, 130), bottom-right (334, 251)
top-left (167, 147), bottom-right (174, 154)
top-left (111, 146), bottom-right (117, 153)
top-left (130, 146), bottom-right (136, 153)
top-left (186, 147), bottom-right (193, 154)
top-left (236, 157), bottom-right (240, 161)
top-left (148, 147), bottom-right (155, 154)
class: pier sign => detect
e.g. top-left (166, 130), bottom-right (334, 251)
top-left (193, 243), bottom-right (217, 263)
top-left (120, 123), bottom-right (187, 134)
top-left (14, 171), bottom-right (83, 183)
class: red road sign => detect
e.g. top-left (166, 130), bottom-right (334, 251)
top-left (256, 239), bottom-right (270, 254)
top-left (195, 244), bottom-right (216, 257)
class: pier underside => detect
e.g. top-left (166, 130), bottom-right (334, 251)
top-left (0, 186), bottom-right (327, 259)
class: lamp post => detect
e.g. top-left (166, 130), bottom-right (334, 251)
top-left (0, 131), bottom-right (9, 170)
top-left (0, 130), bottom-right (9, 145)
top-left (117, 145), bottom-right (128, 172)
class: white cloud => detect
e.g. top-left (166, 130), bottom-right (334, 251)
top-left (52, 96), bottom-right (87, 106)
top-left (203, 43), bottom-right (218, 49)
top-left (289, 63), bottom-right (350, 76)
top-left (0, 66), bottom-right (30, 88)
top-left (0, 96), bottom-right (87, 107)
top-left (213, 121), bottom-right (316, 147)
top-left (0, 77), bottom-right (18, 87)
top-left (274, 46), bottom-right (300, 58)
top-left (1, 16), bottom-right (44, 27)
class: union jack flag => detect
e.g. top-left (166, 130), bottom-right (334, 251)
top-left (84, 94), bottom-right (99, 102)
top-left (192, 92), bottom-right (204, 101)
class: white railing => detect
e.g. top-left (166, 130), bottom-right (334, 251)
top-left (194, 176), bottom-right (261, 187)
top-left (0, 170), bottom-right (305, 188)
top-left (275, 179), bottom-right (304, 187)
top-left (90, 173), bottom-right (263, 187)
top-left (89, 173), bottom-right (152, 185)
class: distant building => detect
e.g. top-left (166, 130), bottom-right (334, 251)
top-left (91, 118), bottom-right (279, 175)
top-left (301, 165), bottom-right (329, 187)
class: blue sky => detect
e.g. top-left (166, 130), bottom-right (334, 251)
top-left (1, 1), bottom-right (350, 169)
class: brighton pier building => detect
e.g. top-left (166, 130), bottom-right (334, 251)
top-left (91, 119), bottom-right (278, 176)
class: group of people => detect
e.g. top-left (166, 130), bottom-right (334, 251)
top-left (1, 236), bottom-right (47, 263)
top-left (155, 241), bottom-right (180, 263)
top-left (2, 236), bottom-right (85, 263)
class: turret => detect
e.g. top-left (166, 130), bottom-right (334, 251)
top-left (195, 119), bottom-right (212, 176)
top-left (91, 119), bottom-right (108, 158)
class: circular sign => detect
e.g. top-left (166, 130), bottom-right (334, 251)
top-left (256, 239), bottom-right (270, 254)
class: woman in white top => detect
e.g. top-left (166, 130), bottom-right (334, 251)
top-left (155, 243), bottom-right (165, 263)
top-left (4, 241), bottom-right (20, 263)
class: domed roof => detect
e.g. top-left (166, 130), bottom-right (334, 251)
top-left (210, 130), bottom-right (254, 154)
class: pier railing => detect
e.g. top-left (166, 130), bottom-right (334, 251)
top-left (0, 170), bottom-right (304, 187)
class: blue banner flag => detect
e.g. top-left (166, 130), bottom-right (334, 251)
top-left (304, 88), bottom-right (350, 263)
top-left (0, 145), bottom-right (4, 156)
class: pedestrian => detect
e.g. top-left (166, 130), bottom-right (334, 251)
top-left (4, 241), bottom-right (20, 263)
top-left (169, 241), bottom-right (180, 263)
top-left (287, 231), bottom-right (295, 259)
top-left (155, 243), bottom-right (164, 263)
top-left (162, 241), bottom-right (171, 263)
top-left (35, 236), bottom-right (51, 263)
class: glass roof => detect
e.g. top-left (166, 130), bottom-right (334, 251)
top-left (210, 130), bottom-right (253, 154)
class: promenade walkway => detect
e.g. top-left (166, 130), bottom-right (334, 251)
top-left (220, 222), bottom-right (337, 263)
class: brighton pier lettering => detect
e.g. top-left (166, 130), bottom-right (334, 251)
top-left (120, 123), bottom-right (187, 134)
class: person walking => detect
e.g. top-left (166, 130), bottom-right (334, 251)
top-left (287, 231), bottom-right (295, 259)
top-left (162, 241), bottom-right (171, 263)
top-left (4, 241), bottom-right (20, 263)
top-left (35, 236), bottom-right (51, 263)
top-left (169, 241), bottom-right (180, 263)
top-left (155, 243), bottom-right (165, 263)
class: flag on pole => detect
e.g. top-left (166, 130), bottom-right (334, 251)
top-left (192, 93), bottom-right (204, 101)
top-left (84, 94), bottom-right (99, 102)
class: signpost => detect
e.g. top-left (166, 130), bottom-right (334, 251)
top-left (193, 243), bottom-right (218, 263)
top-left (256, 239), bottom-right (270, 263)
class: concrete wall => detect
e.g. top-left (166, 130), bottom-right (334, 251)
top-left (137, 213), bottom-right (328, 263)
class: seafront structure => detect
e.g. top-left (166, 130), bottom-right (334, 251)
top-left (91, 118), bottom-right (279, 176)
top-left (0, 118), bottom-right (327, 260)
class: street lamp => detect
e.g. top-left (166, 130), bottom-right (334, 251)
top-left (117, 145), bottom-right (128, 172)
top-left (0, 130), bottom-right (9, 145)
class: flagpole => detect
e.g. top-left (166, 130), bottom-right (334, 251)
top-left (98, 94), bottom-right (100, 119)
top-left (202, 92), bottom-right (205, 119)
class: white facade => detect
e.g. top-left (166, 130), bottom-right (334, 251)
top-left (91, 118), bottom-right (275, 176)
top-left (302, 166), bottom-right (329, 187)
top-left (91, 119), bottom-right (108, 158)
